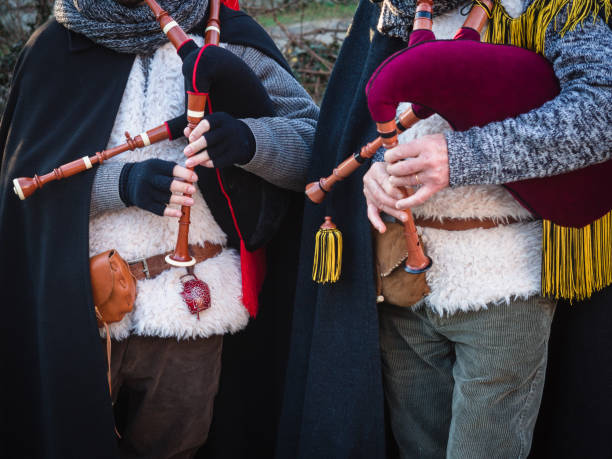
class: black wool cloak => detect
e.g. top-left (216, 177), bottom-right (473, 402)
top-left (0, 6), bottom-right (299, 458)
top-left (277, 2), bottom-right (612, 458)
top-left (276, 1), bottom-right (405, 458)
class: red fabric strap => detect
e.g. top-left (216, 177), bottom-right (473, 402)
top-left (193, 43), bottom-right (216, 93)
top-left (222, 0), bottom-right (240, 10)
top-left (215, 168), bottom-right (266, 317)
top-left (209, 96), bottom-right (265, 317)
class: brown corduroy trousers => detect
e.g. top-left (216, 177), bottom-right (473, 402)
top-left (107, 335), bottom-right (223, 459)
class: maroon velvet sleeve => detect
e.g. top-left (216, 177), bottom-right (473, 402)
top-left (408, 29), bottom-right (436, 46)
top-left (453, 27), bottom-right (481, 41)
top-left (506, 160), bottom-right (612, 228)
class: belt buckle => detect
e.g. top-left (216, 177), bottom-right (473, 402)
top-left (129, 257), bottom-right (150, 279)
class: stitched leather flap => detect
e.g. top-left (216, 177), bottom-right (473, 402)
top-left (90, 250), bottom-right (115, 306)
top-left (373, 222), bottom-right (409, 277)
top-left (109, 250), bottom-right (137, 307)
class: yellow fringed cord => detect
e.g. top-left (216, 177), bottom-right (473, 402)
top-left (480, 0), bottom-right (612, 301)
top-left (485, 0), bottom-right (611, 53)
top-left (312, 216), bottom-right (343, 284)
top-left (542, 211), bottom-right (612, 301)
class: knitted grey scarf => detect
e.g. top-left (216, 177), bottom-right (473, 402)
top-left (54, 0), bottom-right (209, 54)
top-left (374, 0), bottom-right (467, 41)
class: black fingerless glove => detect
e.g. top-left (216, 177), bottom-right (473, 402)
top-left (181, 44), bottom-right (275, 118)
top-left (119, 159), bottom-right (176, 216)
top-left (203, 112), bottom-right (256, 168)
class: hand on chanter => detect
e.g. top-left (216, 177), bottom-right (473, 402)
top-left (384, 133), bottom-right (450, 209)
top-left (363, 161), bottom-right (409, 233)
top-left (183, 112), bottom-right (256, 169)
top-left (119, 159), bottom-right (198, 218)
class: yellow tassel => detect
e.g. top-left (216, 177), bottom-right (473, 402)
top-left (542, 210), bottom-right (612, 301)
top-left (485, 0), bottom-right (611, 53)
top-left (312, 216), bottom-right (343, 284)
top-left (482, 0), bottom-right (612, 301)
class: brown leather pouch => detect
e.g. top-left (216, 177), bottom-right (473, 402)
top-left (90, 250), bottom-right (137, 327)
top-left (373, 222), bottom-right (430, 307)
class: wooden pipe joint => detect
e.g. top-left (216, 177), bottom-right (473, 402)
top-left (14, 174), bottom-right (43, 200)
top-left (187, 93), bottom-right (208, 130)
top-left (463, 0), bottom-right (494, 32)
top-left (304, 181), bottom-right (326, 204)
top-left (124, 131), bottom-right (137, 150)
top-left (377, 120), bottom-right (399, 150)
top-left (405, 255), bottom-right (432, 274)
top-left (319, 177), bottom-right (330, 193)
top-left (415, 0), bottom-right (434, 29)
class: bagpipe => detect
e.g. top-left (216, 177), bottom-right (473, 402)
top-left (309, 0), bottom-right (496, 282)
top-left (13, 0), bottom-right (224, 267)
top-left (310, 0), bottom-right (612, 300)
top-left (13, 0), bottom-right (279, 314)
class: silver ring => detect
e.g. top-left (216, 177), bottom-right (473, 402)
top-left (414, 174), bottom-right (421, 186)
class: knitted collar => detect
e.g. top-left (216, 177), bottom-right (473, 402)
top-left (54, 0), bottom-right (209, 54)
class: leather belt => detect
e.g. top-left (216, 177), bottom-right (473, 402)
top-left (128, 242), bottom-right (223, 281)
top-left (413, 216), bottom-right (528, 231)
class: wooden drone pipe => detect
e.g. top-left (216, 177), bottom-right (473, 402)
top-left (463, 0), bottom-right (494, 32)
top-left (414, 0), bottom-right (434, 30)
top-left (305, 108), bottom-right (419, 204)
top-left (144, 0), bottom-right (191, 49)
top-left (306, 0), bottom-right (495, 205)
top-left (13, 124), bottom-right (169, 200)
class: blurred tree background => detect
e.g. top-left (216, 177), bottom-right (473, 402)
top-left (0, 0), bottom-right (358, 114)
top-left (1, 1), bottom-right (54, 113)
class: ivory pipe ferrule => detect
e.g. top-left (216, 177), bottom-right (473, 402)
top-left (163, 21), bottom-right (179, 35)
top-left (13, 179), bottom-right (25, 200)
top-left (164, 254), bottom-right (196, 267)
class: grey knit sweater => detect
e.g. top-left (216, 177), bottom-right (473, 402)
top-left (373, 0), bottom-right (612, 188)
top-left (447, 1), bottom-right (612, 186)
top-left (91, 43), bottom-right (318, 215)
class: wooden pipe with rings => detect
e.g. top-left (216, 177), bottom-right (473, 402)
top-left (377, 119), bottom-right (432, 274)
top-left (11, 0), bottom-right (227, 201)
top-left (304, 109), bottom-right (420, 204)
top-left (413, 0), bottom-right (434, 30)
top-left (12, 124), bottom-right (170, 200)
top-left (144, 0), bottom-right (221, 267)
top-left (304, 0), bottom-right (493, 206)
